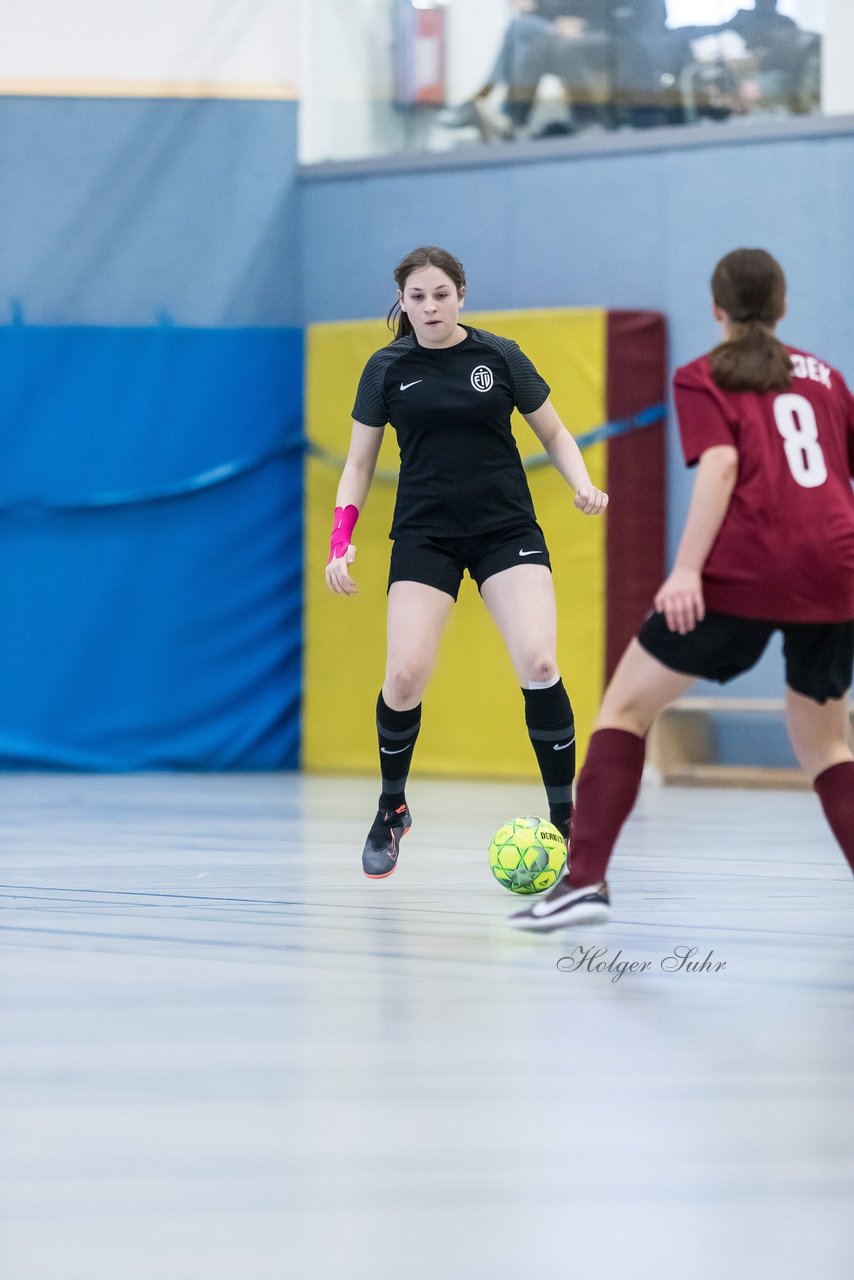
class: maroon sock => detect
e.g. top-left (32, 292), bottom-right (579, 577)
top-left (814, 760), bottom-right (854, 876)
top-left (567, 728), bottom-right (646, 888)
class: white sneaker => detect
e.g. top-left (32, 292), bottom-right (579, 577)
top-left (473, 100), bottom-right (515, 141)
top-left (508, 879), bottom-right (610, 931)
top-left (437, 101), bottom-right (481, 129)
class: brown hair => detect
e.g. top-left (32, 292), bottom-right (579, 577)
top-left (708, 248), bottom-right (791, 392)
top-left (386, 246), bottom-right (466, 341)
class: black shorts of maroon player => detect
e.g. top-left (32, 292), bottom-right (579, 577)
top-left (638, 609), bottom-right (854, 705)
top-left (388, 522), bottom-right (551, 601)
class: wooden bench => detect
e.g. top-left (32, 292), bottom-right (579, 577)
top-left (648, 697), bottom-right (854, 789)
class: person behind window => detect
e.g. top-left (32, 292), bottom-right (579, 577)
top-left (686, 1), bottom-right (821, 117)
top-left (608, 1), bottom-right (691, 128)
top-left (725, 0), bottom-right (799, 47)
top-left (724, 0), bottom-right (817, 110)
top-left (438, 0), bottom-right (611, 140)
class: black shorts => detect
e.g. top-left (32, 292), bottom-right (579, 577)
top-left (638, 609), bottom-right (854, 705)
top-left (388, 522), bottom-right (551, 601)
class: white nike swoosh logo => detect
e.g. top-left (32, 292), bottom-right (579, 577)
top-left (531, 897), bottom-right (572, 917)
top-left (531, 886), bottom-right (599, 916)
top-left (400, 380), bottom-right (422, 391)
top-left (380, 745), bottom-right (410, 754)
top-left (553, 738), bottom-right (576, 751)
top-left (518, 549), bottom-right (542, 557)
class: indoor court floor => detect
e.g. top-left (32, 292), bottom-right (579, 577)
top-left (2, 771), bottom-right (853, 1280)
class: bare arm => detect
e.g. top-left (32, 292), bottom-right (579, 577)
top-left (523, 398), bottom-right (608, 515)
top-left (655, 444), bottom-right (739, 634)
top-left (335, 420), bottom-right (385, 509)
top-left (325, 421), bottom-right (384, 596)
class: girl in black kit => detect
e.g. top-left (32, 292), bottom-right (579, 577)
top-left (326, 246), bottom-right (608, 877)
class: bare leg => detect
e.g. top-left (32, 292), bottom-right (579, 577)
top-left (596, 638), bottom-right (696, 735)
top-left (383, 580), bottom-right (455, 711)
top-left (481, 564), bottom-right (574, 832)
top-left (480, 563), bottom-right (557, 684)
top-left (363, 581), bottom-right (455, 879)
top-left (785, 687), bottom-right (853, 782)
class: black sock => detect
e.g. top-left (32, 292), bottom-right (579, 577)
top-left (521, 680), bottom-right (575, 838)
top-left (376, 692), bottom-right (421, 810)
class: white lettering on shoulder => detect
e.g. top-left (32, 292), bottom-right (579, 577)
top-left (791, 353), bottom-right (832, 389)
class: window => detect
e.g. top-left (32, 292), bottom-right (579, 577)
top-left (300, 1), bottom-right (828, 165)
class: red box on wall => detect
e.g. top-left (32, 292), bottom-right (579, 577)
top-left (393, 1), bottom-right (446, 107)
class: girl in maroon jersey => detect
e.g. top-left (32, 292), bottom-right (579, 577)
top-left (511, 247), bottom-right (854, 931)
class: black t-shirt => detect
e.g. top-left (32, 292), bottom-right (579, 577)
top-left (352, 326), bottom-right (550, 539)
top-left (726, 10), bottom-right (799, 46)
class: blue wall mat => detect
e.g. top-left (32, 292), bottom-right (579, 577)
top-left (0, 325), bottom-right (303, 770)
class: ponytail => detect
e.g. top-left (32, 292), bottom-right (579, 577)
top-left (708, 248), bottom-right (792, 393)
top-left (708, 319), bottom-right (793, 393)
top-left (386, 298), bottom-right (414, 341)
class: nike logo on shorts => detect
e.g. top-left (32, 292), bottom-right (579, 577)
top-left (400, 380), bottom-right (423, 391)
top-left (380, 745), bottom-right (410, 755)
top-left (518, 549), bottom-right (542, 557)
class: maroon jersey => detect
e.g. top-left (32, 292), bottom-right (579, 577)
top-left (673, 348), bottom-right (854, 622)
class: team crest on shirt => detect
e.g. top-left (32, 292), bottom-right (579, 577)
top-left (471, 365), bottom-right (493, 392)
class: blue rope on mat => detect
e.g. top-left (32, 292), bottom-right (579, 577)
top-left (306, 400), bottom-right (667, 484)
top-left (2, 403), bottom-right (666, 514)
top-left (0, 440), bottom-right (305, 516)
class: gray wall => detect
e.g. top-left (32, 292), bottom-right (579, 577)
top-left (0, 96), bottom-right (300, 327)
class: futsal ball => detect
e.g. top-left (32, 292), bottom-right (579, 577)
top-left (488, 816), bottom-right (567, 895)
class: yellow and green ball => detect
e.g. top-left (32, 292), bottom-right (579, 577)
top-left (488, 816), bottom-right (567, 895)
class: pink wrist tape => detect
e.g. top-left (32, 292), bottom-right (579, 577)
top-left (328, 504), bottom-right (359, 563)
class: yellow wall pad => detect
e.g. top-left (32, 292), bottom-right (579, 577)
top-left (304, 308), bottom-right (606, 782)
top-left (0, 79), bottom-right (298, 100)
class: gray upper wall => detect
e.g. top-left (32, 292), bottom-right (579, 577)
top-left (0, 96), bottom-right (300, 328)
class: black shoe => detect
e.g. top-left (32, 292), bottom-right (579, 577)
top-left (531, 120), bottom-right (576, 139)
top-left (362, 804), bottom-right (411, 879)
top-left (508, 878), bottom-right (610, 931)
